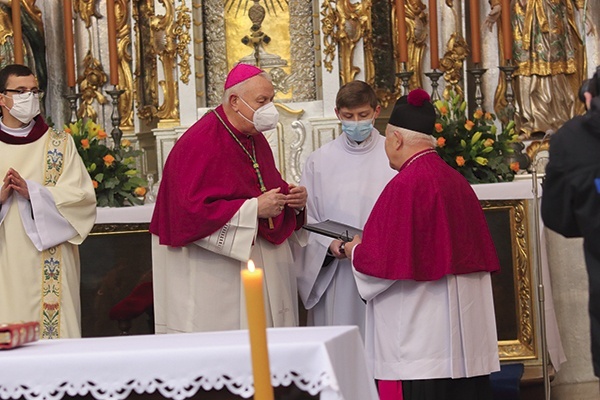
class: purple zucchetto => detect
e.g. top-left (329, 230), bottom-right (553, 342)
top-left (224, 63), bottom-right (263, 90)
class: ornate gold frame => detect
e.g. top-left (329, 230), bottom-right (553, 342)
top-left (481, 199), bottom-right (536, 361)
top-left (90, 224), bottom-right (149, 235)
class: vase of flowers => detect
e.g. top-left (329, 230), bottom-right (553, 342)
top-left (65, 119), bottom-right (148, 207)
top-left (431, 91), bottom-right (520, 184)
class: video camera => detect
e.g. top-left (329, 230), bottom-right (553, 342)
top-left (578, 65), bottom-right (600, 103)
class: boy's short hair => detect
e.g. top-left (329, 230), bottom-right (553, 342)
top-left (336, 81), bottom-right (378, 110)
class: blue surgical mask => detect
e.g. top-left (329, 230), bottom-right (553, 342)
top-left (341, 119), bottom-right (374, 142)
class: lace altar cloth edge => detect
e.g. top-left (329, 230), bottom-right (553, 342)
top-left (0, 326), bottom-right (377, 400)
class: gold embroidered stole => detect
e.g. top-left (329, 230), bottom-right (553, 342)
top-left (40, 129), bottom-right (68, 339)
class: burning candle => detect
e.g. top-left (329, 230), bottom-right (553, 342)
top-left (500, 0), bottom-right (512, 61)
top-left (428, 0), bottom-right (439, 69)
top-left (63, 0), bottom-right (76, 87)
top-left (106, 0), bottom-right (118, 85)
top-left (241, 260), bottom-right (274, 400)
top-left (395, 0), bottom-right (408, 63)
top-left (469, 0), bottom-right (481, 64)
top-left (12, 0), bottom-right (23, 64)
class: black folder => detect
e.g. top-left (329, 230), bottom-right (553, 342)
top-left (302, 219), bottom-right (363, 242)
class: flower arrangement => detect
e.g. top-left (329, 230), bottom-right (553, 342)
top-left (432, 91), bottom-right (520, 184)
top-left (65, 119), bottom-right (148, 207)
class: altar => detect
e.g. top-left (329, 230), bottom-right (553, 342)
top-left (82, 179), bottom-right (564, 372)
top-left (0, 326), bottom-right (378, 400)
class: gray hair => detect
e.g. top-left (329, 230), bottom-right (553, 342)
top-left (389, 124), bottom-right (436, 147)
top-left (222, 71), bottom-right (271, 104)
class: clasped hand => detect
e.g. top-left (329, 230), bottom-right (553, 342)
top-left (257, 184), bottom-right (307, 219)
top-left (1, 168), bottom-right (29, 204)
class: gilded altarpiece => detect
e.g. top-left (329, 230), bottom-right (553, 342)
top-left (202, 0), bottom-right (318, 106)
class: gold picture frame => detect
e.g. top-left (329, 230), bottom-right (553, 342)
top-left (481, 199), bottom-right (537, 361)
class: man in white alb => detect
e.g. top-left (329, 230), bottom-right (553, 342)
top-left (0, 64), bottom-right (96, 338)
top-left (295, 81), bottom-right (395, 338)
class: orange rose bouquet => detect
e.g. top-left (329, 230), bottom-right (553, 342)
top-left (432, 91), bottom-right (519, 184)
top-left (65, 119), bottom-right (147, 207)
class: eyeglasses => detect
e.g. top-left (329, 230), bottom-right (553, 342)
top-left (3, 88), bottom-right (44, 98)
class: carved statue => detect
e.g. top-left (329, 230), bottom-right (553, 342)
top-left (403, 0), bottom-right (428, 89)
top-left (485, 0), bottom-right (595, 137)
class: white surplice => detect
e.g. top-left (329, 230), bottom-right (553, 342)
top-left (152, 198), bottom-right (301, 333)
top-left (294, 131), bottom-right (396, 338)
top-left (353, 268), bottom-right (500, 380)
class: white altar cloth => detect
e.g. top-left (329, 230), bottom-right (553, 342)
top-left (95, 203), bottom-right (154, 224)
top-left (471, 176), bottom-right (541, 200)
top-left (0, 326), bottom-right (377, 400)
top-left (92, 180), bottom-right (539, 225)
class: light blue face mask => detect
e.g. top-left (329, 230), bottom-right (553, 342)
top-left (341, 119), bottom-right (373, 142)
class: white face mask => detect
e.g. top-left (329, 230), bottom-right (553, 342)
top-left (4, 92), bottom-right (40, 124)
top-left (237, 96), bottom-right (279, 132)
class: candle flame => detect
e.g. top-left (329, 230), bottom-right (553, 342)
top-left (247, 260), bottom-right (255, 272)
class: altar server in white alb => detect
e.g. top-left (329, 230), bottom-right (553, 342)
top-left (344, 89), bottom-right (500, 400)
top-left (0, 64), bottom-right (96, 339)
top-left (150, 64), bottom-right (307, 333)
top-left (294, 81), bottom-right (395, 338)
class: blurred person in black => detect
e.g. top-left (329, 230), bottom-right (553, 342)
top-left (542, 66), bottom-right (600, 377)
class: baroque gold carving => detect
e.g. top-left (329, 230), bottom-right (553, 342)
top-left (438, 3), bottom-right (468, 97)
top-left (174, 3), bottom-right (192, 84)
top-left (74, 0), bottom-right (101, 28)
top-left (91, 223), bottom-right (149, 235)
top-left (78, 50), bottom-right (108, 122)
top-left (133, 0), bottom-right (158, 124)
top-left (116, 0), bottom-right (133, 128)
top-left (364, 0), bottom-right (426, 107)
top-left (203, 0), bottom-right (315, 105)
top-left (398, 0), bottom-right (427, 89)
top-left (0, 8), bottom-right (10, 47)
top-left (480, 200), bottom-right (536, 361)
top-left (150, 0), bottom-right (180, 123)
top-left (439, 32), bottom-right (467, 97)
top-left (320, 0), bottom-right (371, 84)
top-left (0, 1), bottom-right (43, 64)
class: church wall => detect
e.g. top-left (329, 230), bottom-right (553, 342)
top-left (545, 230), bottom-right (599, 392)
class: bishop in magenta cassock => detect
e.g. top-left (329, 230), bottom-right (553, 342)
top-left (344, 89), bottom-right (501, 400)
top-left (150, 64), bottom-right (307, 333)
